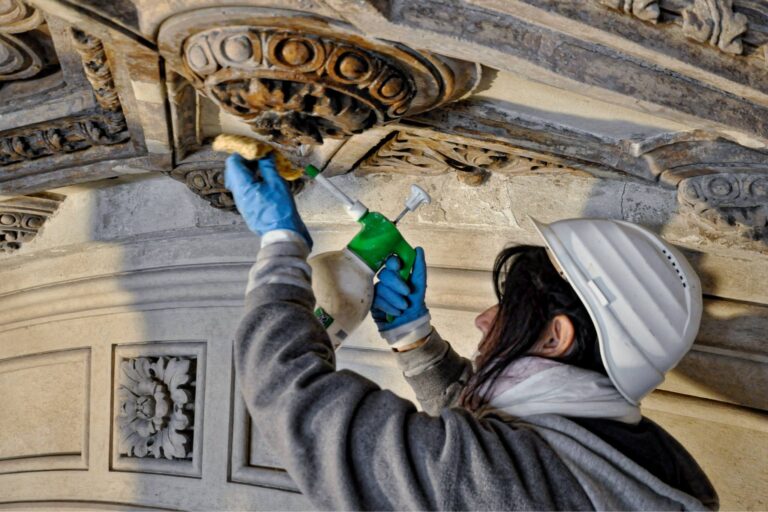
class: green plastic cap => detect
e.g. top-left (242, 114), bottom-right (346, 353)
top-left (305, 164), bottom-right (321, 178)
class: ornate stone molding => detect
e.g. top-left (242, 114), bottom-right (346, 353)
top-left (0, 28), bottom-right (129, 166)
top-left (117, 356), bottom-right (196, 460)
top-left (158, 8), bottom-right (479, 145)
top-left (598, 0), bottom-right (749, 55)
top-left (0, 111), bottom-right (129, 165)
top-left (678, 172), bottom-right (768, 239)
top-left (358, 130), bottom-right (562, 186)
top-left (0, 192), bottom-right (63, 253)
top-left (70, 28), bottom-right (121, 112)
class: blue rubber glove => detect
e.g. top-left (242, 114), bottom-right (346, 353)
top-left (371, 247), bottom-right (432, 348)
top-left (224, 153), bottom-right (312, 248)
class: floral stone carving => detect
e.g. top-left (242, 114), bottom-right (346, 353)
top-left (158, 8), bottom-right (478, 145)
top-left (359, 130), bottom-right (560, 186)
top-left (597, 0), bottom-right (749, 55)
top-left (117, 356), bottom-right (196, 460)
top-left (678, 172), bottom-right (768, 239)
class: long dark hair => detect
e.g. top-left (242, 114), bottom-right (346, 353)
top-left (459, 245), bottom-right (604, 411)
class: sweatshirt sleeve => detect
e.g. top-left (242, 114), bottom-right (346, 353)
top-left (233, 230), bottom-right (590, 511)
top-left (393, 329), bottom-right (473, 415)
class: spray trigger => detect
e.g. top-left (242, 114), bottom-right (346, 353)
top-left (393, 185), bottom-right (431, 224)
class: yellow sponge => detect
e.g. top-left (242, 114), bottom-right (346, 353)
top-left (212, 134), bottom-right (303, 181)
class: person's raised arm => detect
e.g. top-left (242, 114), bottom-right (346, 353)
top-left (371, 251), bottom-right (473, 414)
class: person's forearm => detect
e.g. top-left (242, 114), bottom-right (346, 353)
top-left (394, 329), bottom-right (473, 414)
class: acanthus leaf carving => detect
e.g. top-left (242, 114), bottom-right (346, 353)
top-left (117, 355), bottom-right (196, 460)
top-left (678, 173), bottom-right (768, 239)
top-left (359, 130), bottom-right (563, 186)
top-left (0, 192), bottom-right (64, 253)
top-left (597, 0), bottom-right (749, 55)
top-left (0, 111), bottom-right (129, 165)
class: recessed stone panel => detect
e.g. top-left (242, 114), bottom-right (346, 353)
top-left (0, 347), bottom-right (90, 473)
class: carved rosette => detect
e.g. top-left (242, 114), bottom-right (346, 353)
top-left (359, 130), bottom-right (560, 186)
top-left (678, 173), bottom-right (768, 239)
top-left (117, 356), bottom-right (196, 460)
top-left (158, 9), bottom-right (478, 145)
top-left (0, 193), bottom-right (63, 253)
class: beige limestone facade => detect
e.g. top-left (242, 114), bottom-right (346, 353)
top-left (0, 0), bottom-right (766, 510)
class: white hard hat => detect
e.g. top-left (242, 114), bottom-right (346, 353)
top-left (530, 217), bottom-right (703, 405)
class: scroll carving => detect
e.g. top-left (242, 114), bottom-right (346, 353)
top-left (0, 0), bottom-right (46, 81)
top-left (359, 131), bottom-right (560, 186)
top-left (597, 0), bottom-right (749, 55)
top-left (0, 193), bottom-right (63, 253)
top-left (168, 165), bottom-right (303, 210)
top-left (0, 0), bottom-right (44, 33)
top-left (678, 173), bottom-right (768, 239)
top-left (158, 11), bottom-right (478, 146)
top-left (117, 356), bottom-right (196, 460)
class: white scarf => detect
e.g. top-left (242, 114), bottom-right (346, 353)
top-left (478, 356), bottom-right (642, 424)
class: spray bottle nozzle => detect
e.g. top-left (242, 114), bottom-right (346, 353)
top-left (393, 185), bottom-right (431, 224)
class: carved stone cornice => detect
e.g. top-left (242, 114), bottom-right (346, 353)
top-left (158, 8), bottom-right (479, 146)
top-left (598, 0), bottom-right (750, 55)
top-left (0, 28), bottom-right (129, 166)
top-left (678, 172), bottom-right (767, 239)
top-left (0, 111), bottom-right (128, 165)
top-left (0, 192), bottom-right (63, 253)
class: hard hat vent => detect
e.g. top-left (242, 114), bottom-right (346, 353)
top-left (661, 248), bottom-right (687, 289)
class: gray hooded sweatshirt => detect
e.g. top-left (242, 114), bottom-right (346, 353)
top-left (234, 232), bottom-right (718, 511)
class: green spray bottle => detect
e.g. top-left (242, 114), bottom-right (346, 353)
top-left (304, 165), bottom-right (431, 349)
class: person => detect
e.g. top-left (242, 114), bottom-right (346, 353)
top-left (226, 153), bottom-right (719, 511)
